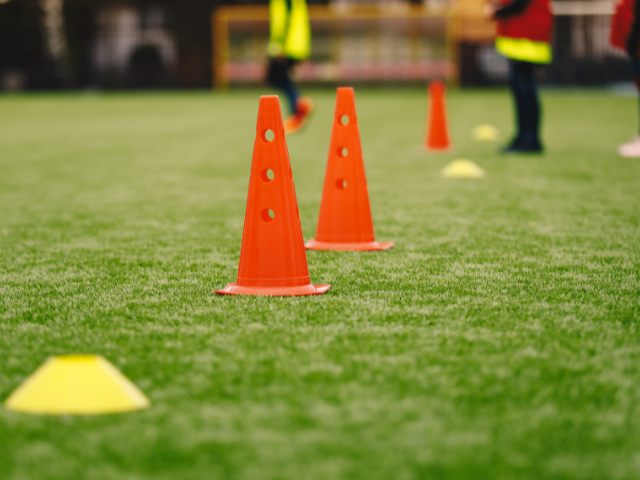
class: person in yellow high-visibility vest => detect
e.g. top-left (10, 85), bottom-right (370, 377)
top-left (266, 0), bottom-right (313, 134)
top-left (486, 0), bottom-right (553, 153)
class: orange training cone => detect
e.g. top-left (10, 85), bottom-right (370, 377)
top-left (424, 80), bottom-right (451, 151)
top-left (216, 96), bottom-right (330, 296)
top-left (305, 87), bottom-right (393, 251)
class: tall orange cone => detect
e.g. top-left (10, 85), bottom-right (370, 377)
top-left (424, 80), bottom-right (451, 151)
top-left (216, 96), bottom-right (330, 296)
top-left (305, 87), bottom-right (393, 251)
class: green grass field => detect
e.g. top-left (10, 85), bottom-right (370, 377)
top-left (1, 88), bottom-right (639, 480)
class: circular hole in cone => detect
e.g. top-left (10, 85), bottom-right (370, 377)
top-left (340, 114), bottom-right (349, 126)
top-left (336, 179), bottom-right (347, 190)
top-left (261, 168), bottom-right (275, 182)
top-left (261, 208), bottom-right (275, 222)
top-left (337, 147), bottom-right (348, 158)
top-left (262, 129), bottom-right (275, 142)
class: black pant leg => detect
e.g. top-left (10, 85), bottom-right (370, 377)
top-left (509, 60), bottom-right (541, 142)
top-left (508, 60), bottom-right (525, 140)
top-left (266, 57), bottom-right (300, 115)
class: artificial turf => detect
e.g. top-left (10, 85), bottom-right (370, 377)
top-left (0, 88), bottom-right (639, 480)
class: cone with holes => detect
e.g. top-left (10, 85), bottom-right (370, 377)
top-left (305, 87), bottom-right (393, 251)
top-left (424, 80), bottom-right (451, 151)
top-left (216, 95), bottom-right (330, 296)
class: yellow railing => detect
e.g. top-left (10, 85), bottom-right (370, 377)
top-left (212, 4), bottom-right (481, 88)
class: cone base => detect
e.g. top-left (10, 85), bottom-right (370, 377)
top-left (215, 283), bottom-right (330, 296)
top-left (424, 144), bottom-right (452, 152)
top-left (305, 239), bottom-right (394, 251)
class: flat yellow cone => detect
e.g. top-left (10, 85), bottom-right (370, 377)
top-left (441, 159), bottom-right (486, 179)
top-left (472, 124), bottom-right (499, 141)
top-left (4, 355), bottom-right (150, 415)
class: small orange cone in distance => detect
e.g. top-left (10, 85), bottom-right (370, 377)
top-left (216, 95), bottom-right (329, 296)
top-left (305, 87), bottom-right (393, 251)
top-left (424, 80), bottom-right (451, 151)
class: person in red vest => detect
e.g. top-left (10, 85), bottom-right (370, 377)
top-left (485, 0), bottom-right (553, 153)
top-left (611, 0), bottom-right (640, 157)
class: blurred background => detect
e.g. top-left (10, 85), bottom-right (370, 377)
top-left (0, 0), bottom-right (630, 91)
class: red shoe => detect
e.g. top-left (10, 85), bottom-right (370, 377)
top-left (284, 96), bottom-right (314, 134)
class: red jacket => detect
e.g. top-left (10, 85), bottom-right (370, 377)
top-left (611, 0), bottom-right (637, 53)
top-left (497, 0), bottom-right (554, 44)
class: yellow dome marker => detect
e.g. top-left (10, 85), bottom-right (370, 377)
top-left (472, 124), bottom-right (499, 141)
top-left (4, 355), bottom-right (150, 415)
top-left (441, 159), bottom-right (486, 179)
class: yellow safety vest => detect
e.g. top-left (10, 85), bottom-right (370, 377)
top-left (268, 0), bottom-right (311, 60)
top-left (495, 0), bottom-right (553, 64)
top-left (496, 37), bottom-right (552, 64)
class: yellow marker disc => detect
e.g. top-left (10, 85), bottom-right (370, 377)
top-left (441, 159), bottom-right (486, 179)
top-left (4, 355), bottom-right (150, 415)
top-left (472, 124), bottom-right (499, 142)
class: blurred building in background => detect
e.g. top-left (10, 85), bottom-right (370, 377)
top-left (0, 0), bottom-right (631, 90)
top-left (0, 0), bottom-right (235, 89)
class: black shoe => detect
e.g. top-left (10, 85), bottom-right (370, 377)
top-left (501, 137), bottom-right (543, 154)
